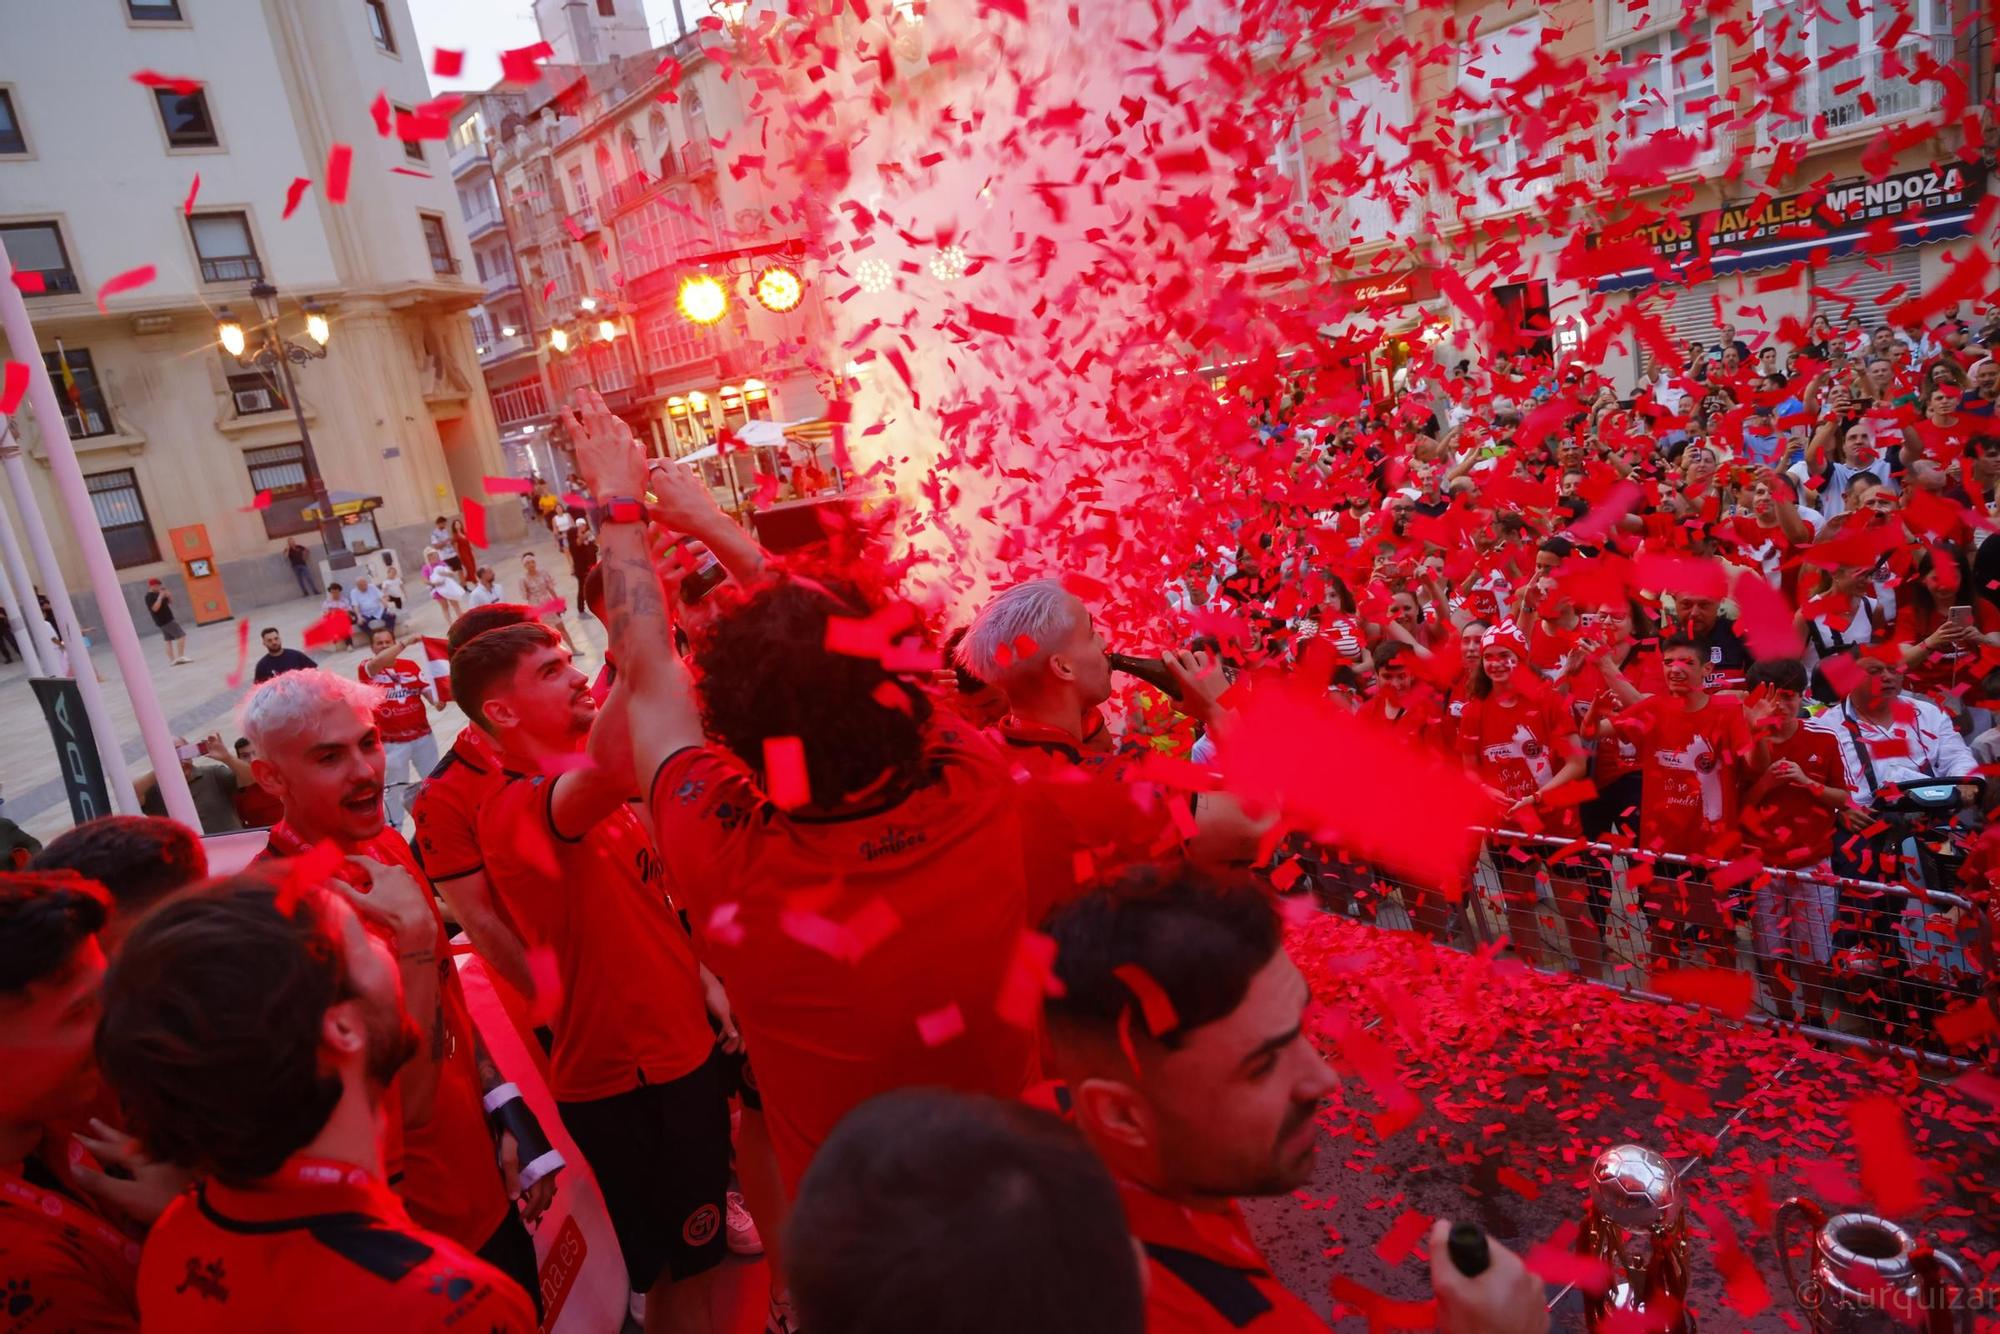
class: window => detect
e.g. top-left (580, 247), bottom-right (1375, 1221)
top-left (189, 212), bottom-right (263, 283)
top-left (126, 0), bottom-right (183, 18)
top-left (226, 368), bottom-right (286, 414)
top-left (244, 443), bottom-right (319, 538)
top-left (393, 104), bottom-right (425, 164)
top-left (420, 213), bottom-right (456, 274)
top-left (86, 470), bottom-right (159, 568)
top-left (568, 166), bottom-right (591, 213)
top-left (471, 313), bottom-right (494, 346)
top-left (154, 86), bottom-right (217, 148)
top-left (365, 0), bottom-right (397, 52)
top-left (598, 0), bottom-right (616, 13)
top-left (0, 222), bottom-right (77, 295)
top-left (43, 348), bottom-right (112, 437)
top-left (492, 380), bottom-right (549, 425)
top-left (1330, 75), bottom-right (1414, 243)
top-left (1493, 281), bottom-right (1554, 357)
top-left (616, 191), bottom-right (707, 279)
top-left (1612, 20), bottom-right (1716, 139)
top-left (450, 114), bottom-right (483, 153)
top-left (637, 303), bottom-right (711, 373)
top-left (0, 90), bottom-right (25, 155)
top-left (1455, 22), bottom-right (1547, 211)
top-left (1758, 0), bottom-right (1947, 138)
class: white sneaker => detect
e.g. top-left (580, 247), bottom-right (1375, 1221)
top-left (765, 1289), bottom-right (798, 1334)
top-left (629, 1290), bottom-right (646, 1326)
top-left (726, 1189), bottom-right (763, 1256)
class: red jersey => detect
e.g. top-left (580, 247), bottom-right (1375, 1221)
top-left (1122, 1178), bottom-right (1327, 1333)
top-left (1619, 694), bottom-right (1755, 857)
top-left (138, 1155), bottom-right (535, 1333)
top-left (650, 714), bottom-right (1038, 1193)
top-left (357, 660), bottom-right (431, 744)
top-left (1565, 652), bottom-right (1666, 785)
top-left (1357, 685), bottom-right (1444, 747)
top-left (1457, 688), bottom-right (1582, 836)
top-left (258, 824), bottom-right (510, 1250)
top-left (409, 725), bottom-right (507, 884)
top-left (0, 1158), bottom-right (140, 1332)
top-left (995, 711), bottom-right (1183, 911)
top-left (479, 770), bottom-right (714, 1101)
top-left (1740, 724), bottom-right (1846, 868)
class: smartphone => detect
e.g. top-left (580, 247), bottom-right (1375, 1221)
top-left (1949, 605), bottom-right (1974, 627)
top-left (678, 543), bottom-right (727, 605)
top-left (175, 742), bottom-right (202, 762)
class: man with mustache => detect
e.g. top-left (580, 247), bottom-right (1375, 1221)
top-left (452, 622), bottom-right (735, 1334)
top-left (239, 669), bottom-right (556, 1319)
top-left (96, 873), bottom-right (537, 1331)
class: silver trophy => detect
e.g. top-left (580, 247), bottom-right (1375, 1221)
top-left (1776, 1197), bottom-right (1972, 1333)
top-left (1577, 1144), bottom-right (1694, 1333)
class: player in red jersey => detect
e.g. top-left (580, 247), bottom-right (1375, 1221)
top-left (1040, 866), bottom-right (1548, 1334)
top-left (453, 620), bottom-right (737, 1334)
top-left (96, 873), bottom-right (537, 1333)
top-left (356, 625), bottom-right (445, 831)
top-left (0, 873), bottom-right (143, 1333)
top-left (565, 390), bottom-right (1039, 1199)
top-left (238, 669), bottom-right (557, 1317)
top-left (408, 602), bottom-right (542, 1003)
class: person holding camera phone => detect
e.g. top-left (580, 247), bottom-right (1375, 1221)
top-left (136, 733), bottom-right (247, 835)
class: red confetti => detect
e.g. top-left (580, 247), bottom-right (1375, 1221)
top-left (325, 144), bottom-right (353, 204)
top-left (0, 362), bottom-right (26, 415)
top-left (281, 176), bottom-right (312, 220)
top-left (130, 70), bottom-right (200, 95)
top-left (301, 609), bottom-right (355, 649)
top-left (431, 48), bottom-right (464, 78)
top-left (182, 173), bottom-right (200, 216)
top-left (499, 41), bottom-right (553, 85)
top-left (915, 1003), bottom-right (965, 1047)
top-left (482, 475), bottom-right (534, 495)
top-left (1647, 967), bottom-right (1753, 1020)
top-left (763, 735), bottom-right (809, 810)
top-left (1111, 963), bottom-right (1178, 1037)
top-left (223, 620), bottom-right (253, 689)
top-left (1845, 1095), bottom-right (1930, 1218)
top-left (11, 271), bottom-right (44, 294)
top-left (94, 265), bottom-right (156, 314)
top-left (368, 92), bottom-right (392, 138)
top-left (994, 929), bottom-right (1061, 1029)
top-left (1371, 1208), bottom-right (1430, 1266)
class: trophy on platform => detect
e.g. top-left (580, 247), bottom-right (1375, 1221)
top-left (1775, 1197), bottom-right (1972, 1334)
top-left (1576, 1144), bottom-right (1695, 1333)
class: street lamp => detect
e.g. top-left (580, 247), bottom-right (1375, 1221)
top-left (215, 281), bottom-right (352, 569)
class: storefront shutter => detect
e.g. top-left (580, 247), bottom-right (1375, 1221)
top-left (1808, 250), bottom-right (1921, 327)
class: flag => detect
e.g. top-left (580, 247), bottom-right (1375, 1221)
top-left (52, 339), bottom-right (80, 408)
top-left (420, 636), bottom-right (453, 704)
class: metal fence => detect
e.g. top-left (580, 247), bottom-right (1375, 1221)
top-left (1297, 829), bottom-right (1994, 1064)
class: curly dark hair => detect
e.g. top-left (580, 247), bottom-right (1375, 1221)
top-left (95, 872), bottom-right (349, 1187)
top-left (31, 816), bottom-right (206, 920)
top-left (0, 871), bottom-right (109, 994)
top-left (691, 572), bottom-right (933, 806)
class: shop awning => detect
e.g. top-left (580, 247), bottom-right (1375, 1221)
top-left (299, 490), bottom-right (383, 521)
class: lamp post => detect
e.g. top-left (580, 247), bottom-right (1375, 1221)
top-left (216, 282), bottom-right (353, 570)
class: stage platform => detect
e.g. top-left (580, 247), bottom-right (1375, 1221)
top-left (1242, 914), bottom-right (2000, 1330)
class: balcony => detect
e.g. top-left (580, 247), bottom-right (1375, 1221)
top-left (482, 265), bottom-right (520, 299)
top-left (608, 170), bottom-right (656, 213)
top-left (450, 140), bottom-right (491, 179)
top-left (429, 252), bottom-right (461, 276)
top-left (199, 255), bottom-right (264, 283)
top-left (465, 208), bottom-right (506, 242)
top-left (572, 207), bottom-right (599, 235)
top-left (679, 140), bottom-right (714, 176)
top-left (479, 331), bottom-right (536, 367)
top-left (1770, 33), bottom-right (1954, 141)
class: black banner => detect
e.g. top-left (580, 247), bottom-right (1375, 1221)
top-left (31, 676), bottom-right (113, 825)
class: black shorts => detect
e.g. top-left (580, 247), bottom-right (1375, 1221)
top-left (713, 1040), bottom-right (762, 1113)
top-left (558, 1053), bottom-right (732, 1290)
top-left (477, 1200), bottom-right (545, 1325)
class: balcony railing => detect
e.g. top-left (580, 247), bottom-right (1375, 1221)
top-left (482, 266), bottom-right (520, 298)
top-left (572, 207), bottom-right (599, 234)
top-left (608, 170), bottom-right (656, 213)
top-left (449, 141), bottom-right (491, 178)
top-left (429, 252), bottom-right (461, 275)
top-left (1771, 34), bottom-right (1953, 139)
top-left (479, 332), bottom-right (535, 366)
top-left (464, 208), bottom-right (506, 240)
top-left (199, 255), bottom-right (264, 283)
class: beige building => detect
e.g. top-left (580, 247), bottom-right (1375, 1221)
top-left (0, 0), bottom-right (521, 627)
top-left (1262, 0), bottom-right (1991, 390)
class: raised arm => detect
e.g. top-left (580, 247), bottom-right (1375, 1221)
top-left (563, 390), bottom-right (706, 791)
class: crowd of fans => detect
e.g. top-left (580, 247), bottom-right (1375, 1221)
top-left (4, 307), bottom-right (1999, 1332)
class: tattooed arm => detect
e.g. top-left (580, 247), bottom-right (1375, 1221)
top-left (336, 855), bottom-right (445, 1121)
top-left (564, 390), bottom-right (707, 789)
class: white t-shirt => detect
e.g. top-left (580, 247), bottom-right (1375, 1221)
top-left (464, 581), bottom-right (507, 608)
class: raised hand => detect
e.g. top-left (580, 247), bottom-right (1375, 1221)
top-left (560, 388), bottom-right (643, 498)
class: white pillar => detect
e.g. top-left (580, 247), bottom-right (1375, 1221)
top-left (0, 481), bottom-right (57, 675)
top-left (0, 255), bottom-right (195, 828)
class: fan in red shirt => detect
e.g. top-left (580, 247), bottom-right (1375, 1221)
top-left (0, 872), bottom-right (141, 1334)
top-left (239, 668), bottom-right (555, 1317)
top-left (1357, 642), bottom-right (1445, 745)
top-left (1739, 659), bottom-right (1853, 1025)
top-left (1607, 636), bottom-right (1762, 967)
top-left (1457, 621), bottom-right (1604, 976)
top-left (96, 874), bottom-right (537, 1333)
top-left (356, 626), bottom-right (443, 831)
top-left (566, 390), bottom-right (1041, 1199)
top-left (452, 620), bottom-right (739, 1326)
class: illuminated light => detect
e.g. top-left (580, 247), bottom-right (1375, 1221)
top-left (217, 309), bottom-right (246, 358)
top-left (549, 327), bottom-right (570, 352)
top-left (928, 244), bottom-right (968, 282)
top-left (597, 319), bottom-right (619, 340)
top-left (855, 257), bottom-right (892, 294)
top-left (667, 396), bottom-right (687, 416)
top-left (500, 325), bottom-right (517, 337)
top-left (678, 273), bottom-right (728, 326)
top-left (303, 303), bottom-right (331, 347)
top-left (743, 377), bottom-right (767, 399)
top-left (579, 295), bottom-right (598, 311)
top-left (753, 264), bottom-right (804, 313)
top-left (688, 390), bottom-right (709, 412)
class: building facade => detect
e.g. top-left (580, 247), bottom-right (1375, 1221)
top-left (0, 0), bottom-right (520, 626)
top-left (1262, 0), bottom-right (1991, 391)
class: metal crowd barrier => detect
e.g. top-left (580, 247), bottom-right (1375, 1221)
top-left (1297, 829), bottom-right (1994, 1067)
